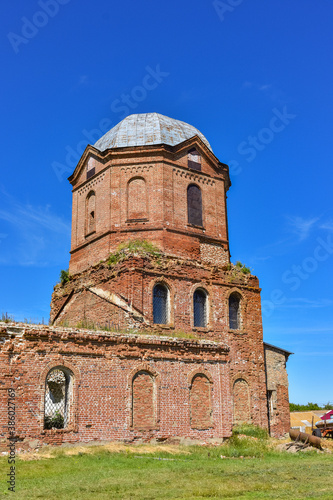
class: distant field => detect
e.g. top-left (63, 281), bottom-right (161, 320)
top-left (1, 438), bottom-right (333, 499)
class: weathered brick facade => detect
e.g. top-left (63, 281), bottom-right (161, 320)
top-left (264, 343), bottom-right (293, 437)
top-left (0, 323), bottom-right (231, 449)
top-left (0, 114), bottom-right (291, 448)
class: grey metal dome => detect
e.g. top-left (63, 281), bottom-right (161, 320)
top-left (94, 113), bottom-right (212, 152)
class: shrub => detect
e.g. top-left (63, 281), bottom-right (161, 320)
top-left (235, 261), bottom-right (251, 274)
top-left (44, 412), bottom-right (64, 429)
top-left (290, 402), bottom-right (323, 411)
top-left (59, 269), bottom-right (70, 285)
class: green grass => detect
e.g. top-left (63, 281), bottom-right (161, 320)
top-left (107, 239), bottom-right (161, 266)
top-left (1, 440), bottom-right (333, 499)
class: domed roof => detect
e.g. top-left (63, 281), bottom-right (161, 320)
top-left (94, 113), bottom-right (212, 152)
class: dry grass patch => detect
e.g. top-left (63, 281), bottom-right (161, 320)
top-left (18, 441), bottom-right (191, 462)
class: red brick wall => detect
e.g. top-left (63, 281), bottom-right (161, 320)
top-left (132, 371), bottom-right (155, 430)
top-left (0, 324), bottom-right (231, 449)
top-left (68, 140), bottom-right (230, 274)
top-left (51, 255), bottom-right (270, 432)
top-left (264, 345), bottom-right (291, 437)
top-left (190, 374), bottom-right (212, 430)
top-left (233, 378), bottom-right (251, 424)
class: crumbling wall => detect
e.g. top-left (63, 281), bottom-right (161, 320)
top-left (50, 254), bottom-right (269, 431)
top-left (0, 323), bottom-right (231, 450)
top-left (264, 344), bottom-right (291, 437)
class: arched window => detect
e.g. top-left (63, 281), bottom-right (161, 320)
top-left (44, 367), bottom-right (72, 429)
top-left (193, 288), bottom-right (207, 328)
top-left (153, 284), bottom-right (169, 324)
top-left (127, 177), bottom-right (148, 220)
top-left (86, 191), bottom-right (96, 235)
top-left (187, 184), bottom-right (203, 227)
top-left (190, 374), bottom-right (212, 429)
top-left (229, 292), bottom-right (241, 330)
top-left (188, 148), bottom-right (201, 171)
top-left (132, 371), bottom-right (155, 429)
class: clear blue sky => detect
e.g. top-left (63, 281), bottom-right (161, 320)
top-left (1, 0), bottom-right (332, 405)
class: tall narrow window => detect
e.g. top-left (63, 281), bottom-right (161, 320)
top-left (127, 177), bottom-right (147, 220)
top-left (188, 148), bottom-right (201, 171)
top-left (187, 184), bottom-right (203, 227)
top-left (193, 289), bottom-right (207, 327)
top-left (153, 284), bottom-right (168, 324)
top-left (86, 191), bottom-right (96, 235)
top-left (44, 367), bottom-right (72, 429)
top-left (229, 292), bottom-right (241, 330)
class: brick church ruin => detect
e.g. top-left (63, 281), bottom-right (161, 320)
top-left (0, 113), bottom-right (292, 448)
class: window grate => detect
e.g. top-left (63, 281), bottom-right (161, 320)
top-left (193, 289), bottom-right (207, 327)
top-left (44, 369), bottom-right (68, 429)
top-left (153, 284), bottom-right (168, 324)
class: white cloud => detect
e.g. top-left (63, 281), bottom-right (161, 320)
top-left (0, 191), bottom-right (70, 267)
top-left (286, 215), bottom-right (319, 242)
top-left (320, 221), bottom-right (333, 232)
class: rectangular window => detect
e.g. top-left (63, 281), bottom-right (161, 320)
top-left (87, 167), bottom-right (95, 179)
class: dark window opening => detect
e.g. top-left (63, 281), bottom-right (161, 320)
top-left (187, 184), bottom-right (203, 226)
top-left (193, 289), bottom-right (207, 327)
top-left (153, 284), bottom-right (168, 324)
top-left (229, 293), bottom-right (240, 329)
top-left (87, 167), bottom-right (95, 179)
top-left (188, 148), bottom-right (201, 171)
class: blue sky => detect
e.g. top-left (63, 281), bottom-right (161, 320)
top-left (0, 0), bottom-right (332, 405)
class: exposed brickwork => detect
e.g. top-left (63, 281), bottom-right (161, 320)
top-left (190, 375), bottom-right (212, 430)
top-left (132, 372), bottom-right (156, 430)
top-left (68, 139), bottom-right (230, 274)
top-left (200, 243), bottom-right (229, 266)
top-left (233, 378), bottom-right (251, 424)
top-left (264, 344), bottom-right (291, 437)
top-left (0, 119), bottom-right (292, 446)
top-left (0, 323), bottom-right (231, 448)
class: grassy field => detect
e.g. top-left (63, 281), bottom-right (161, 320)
top-left (1, 432), bottom-right (333, 499)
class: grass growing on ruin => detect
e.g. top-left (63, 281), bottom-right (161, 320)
top-left (2, 435), bottom-right (333, 499)
top-left (107, 239), bottom-right (161, 266)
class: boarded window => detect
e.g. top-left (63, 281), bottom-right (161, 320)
top-left (193, 289), bottom-right (207, 327)
top-left (190, 374), bottom-right (212, 429)
top-left (233, 378), bottom-right (251, 424)
top-left (128, 177), bottom-right (147, 220)
top-left (44, 368), bottom-right (71, 429)
top-left (132, 371), bottom-right (155, 429)
top-left (86, 191), bottom-right (96, 235)
top-left (188, 148), bottom-right (201, 171)
top-left (187, 184), bottom-right (203, 226)
top-left (229, 293), bottom-right (241, 329)
top-left (153, 284), bottom-right (168, 324)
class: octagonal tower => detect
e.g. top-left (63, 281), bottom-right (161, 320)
top-left (68, 113), bottom-right (231, 274)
